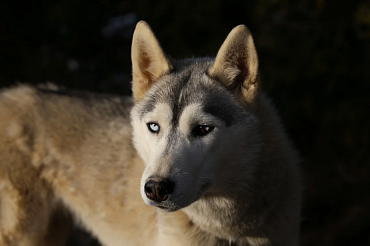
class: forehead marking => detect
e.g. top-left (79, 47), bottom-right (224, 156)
top-left (143, 103), bottom-right (172, 124)
top-left (139, 70), bottom-right (240, 127)
top-left (179, 103), bottom-right (226, 133)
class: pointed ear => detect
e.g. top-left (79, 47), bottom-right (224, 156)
top-left (131, 21), bottom-right (172, 101)
top-left (208, 25), bottom-right (259, 105)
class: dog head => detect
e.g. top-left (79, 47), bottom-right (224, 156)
top-left (130, 21), bottom-right (261, 211)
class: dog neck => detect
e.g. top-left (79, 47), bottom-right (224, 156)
top-left (182, 195), bottom-right (259, 240)
top-left (156, 204), bottom-right (242, 246)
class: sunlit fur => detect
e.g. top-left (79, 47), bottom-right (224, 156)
top-left (0, 21), bottom-right (301, 246)
top-left (130, 21), bottom-right (302, 245)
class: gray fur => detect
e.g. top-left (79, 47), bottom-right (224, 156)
top-left (138, 58), bottom-right (246, 126)
top-left (0, 21), bottom-right (301, 246)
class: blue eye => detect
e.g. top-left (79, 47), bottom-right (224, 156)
top-left (147, 123), bottom-right (160, 133)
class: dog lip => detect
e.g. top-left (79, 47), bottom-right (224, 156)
top-left (199, 183), bottom-right (211, 195)
top-left (201, 182), bottom-right (210, 191)
top-left (194, 182), bottom-right (211, 201)
top-left (148, 183), bottom-right (211, 211)
top-left (155, 204), bottom-right (179, 212)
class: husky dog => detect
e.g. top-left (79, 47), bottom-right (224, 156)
top-left (0, 21), bottom-right (301, 246)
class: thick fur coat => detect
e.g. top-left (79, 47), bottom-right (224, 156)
top-left (0, 21), bottom-right (301, 246)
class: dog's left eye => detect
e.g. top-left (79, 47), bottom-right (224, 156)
top-left (192, 125), bottom-right (214, 137)
top-left (147, 122), bottom-right (160, 133)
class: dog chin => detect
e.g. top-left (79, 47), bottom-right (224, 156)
top-left (156, 204), bottom-right (180, 212)
top-left (145, 200), bottom-right (182, 212)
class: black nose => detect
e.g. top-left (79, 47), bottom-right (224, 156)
top-left (144, 178), bottom-right (174, 203)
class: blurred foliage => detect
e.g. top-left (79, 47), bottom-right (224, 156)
top-left (0, 0), bottom-right (369, 245)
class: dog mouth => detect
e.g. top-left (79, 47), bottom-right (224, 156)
top-left (155, 204), bottom-right (179, 212)
top-left (151, 183), bottom-right (211, 212)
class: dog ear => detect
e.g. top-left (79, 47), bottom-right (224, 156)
top-left (131, 21), bottom-right (172, 101)
top-left (208, 25), bottom-right (259, 106)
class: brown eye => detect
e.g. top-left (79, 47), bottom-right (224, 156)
top-left (192, 125), bottom-right (214, 137)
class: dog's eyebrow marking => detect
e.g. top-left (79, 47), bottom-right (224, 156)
top-left (138, 68), bottom-right (241, 127)
top-left (202, 90), bottom-right (243, 127)
top-left (139, 89), bottom-right (165, 119)
top-left (142, 103), bottom-right (172, 125)
top-left (139, 72), bottom-right (191, 120)
top-left (178, 103), bottom-right (225, 128)
top-left (203, 101), bottom-right (237, 127)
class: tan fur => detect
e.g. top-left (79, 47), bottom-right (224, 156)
top-left (131, 21), bottom-right (172, 102)
top-left (0, 21), bottom-right (301, 246)
top-left (209, 25), bottom-right (259, 108)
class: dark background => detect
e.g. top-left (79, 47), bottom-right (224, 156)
top-left (1, 0), bottom-right (369, 246)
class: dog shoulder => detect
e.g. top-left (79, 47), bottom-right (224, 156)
top-left (0, 84), bottom-right (39, 109)
top-left (0, 84), bottom-right (39, 147)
